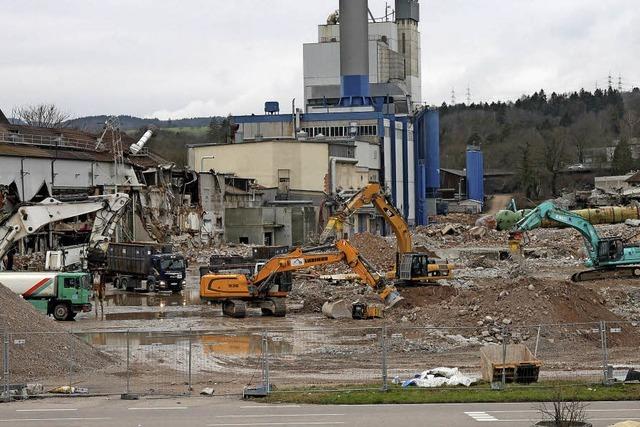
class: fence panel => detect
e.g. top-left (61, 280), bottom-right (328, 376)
top-left (124, 331), bottom-right (191, 396)
top-left (190, 330), bottom-right (265, 396)
top-left (266, 327), bottom-right (385, 392)
top-left (385, 325), bottom-right (488, 389)
top-left (601, 320), bottom-right (640, 383)
top-left (505, 322), bottom-right (604, 386)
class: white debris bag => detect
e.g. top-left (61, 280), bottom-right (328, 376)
top-left (401, 367), bottom-right (476, 388)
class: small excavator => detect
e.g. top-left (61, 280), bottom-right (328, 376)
top-left (509, 200), bottom-right (640, 282)
top-left (319, 183), bottom-right (454, 284)
top-left (199, 239), bottom-right (403, 318)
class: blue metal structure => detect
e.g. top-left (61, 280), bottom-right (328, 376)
top-left (264, 102), bottom-right (280, 114)
top-left (425, 110), bottom-right (440, 194)
top-left (466, 148), bottom-right (484, 204)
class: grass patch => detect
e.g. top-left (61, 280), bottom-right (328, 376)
top-left (263, 383), bottom-right (640, 405)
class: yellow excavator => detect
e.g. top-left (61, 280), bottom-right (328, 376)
top-left (200, 239), bottom-right (403, 318)
top-left (319, 183), bottom-right (454, 284)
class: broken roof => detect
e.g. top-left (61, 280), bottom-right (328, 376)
top-left (0, 121), bottom-right (170, 167)
top-left (0, 108), bottom-right (8, 125)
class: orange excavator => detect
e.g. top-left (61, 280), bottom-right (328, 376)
top-left (320, 183), bottom-right (454, 284)
top-left (200, 239), bottom-right (403, 318)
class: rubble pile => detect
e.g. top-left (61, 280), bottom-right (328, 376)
top-left (172, 236), bottom-right (252, 264)
top-left (387, 277), bottom-right (639, 346)
top-left (288, 278), bottom-right (380, 314)
top-left (0, 283), bottom-right (111, 378)
top-left (12, 253), bottom-right (46, 271)
top-left (414, 223), bottom-right (508, 249)
top-left (351, 232), bottom-right (396, 270)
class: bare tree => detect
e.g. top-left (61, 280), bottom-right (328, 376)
top-left (11, 103), bottom-right (70, 128)
top-left (535, 386), bottom-right (590, 426)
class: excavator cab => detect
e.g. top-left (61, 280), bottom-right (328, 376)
top-left (596, 238), bottom-right (625, 263)
top-left (397, 253), bottom-right (452, 283)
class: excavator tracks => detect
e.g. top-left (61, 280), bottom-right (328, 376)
top-left (222, 299), bottom-right (248, 318)
top-left (571, 266), bottom-right (640, 282)
top-left (260, 298), bottom-right (287, 317)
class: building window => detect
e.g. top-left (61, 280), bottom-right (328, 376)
top-left (402, 32), bottom-right (406, 54)
top-left (239, 237), bottom-right (249, 244)
top-left (278, 169), bottom-right (290, 194)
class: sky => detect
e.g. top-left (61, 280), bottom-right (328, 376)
top-left (1, 0), bottom-right (639, 120)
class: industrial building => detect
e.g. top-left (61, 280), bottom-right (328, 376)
top-left (189, 0), bottom-right (460, 239)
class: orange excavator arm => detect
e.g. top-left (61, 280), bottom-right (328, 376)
top-left (251, 239), bottom-right (402, 307)
top-left (320, 183), bottom-right (412, 253)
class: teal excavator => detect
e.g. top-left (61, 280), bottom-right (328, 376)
top-left (509, 201), bottom-right (640, 282)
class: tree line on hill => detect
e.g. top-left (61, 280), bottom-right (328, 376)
top-left (439, 87), bottom-right (640, 198)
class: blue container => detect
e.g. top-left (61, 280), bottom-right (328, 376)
top-left (466, 148), bottom-right (484, 204)
top-left (425, 110), bottom-right (440, 192)
top-left (264, 101), bottom-right (280, 114)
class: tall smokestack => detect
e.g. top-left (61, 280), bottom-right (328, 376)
top-left (339, 0), bottom-right (370, 99)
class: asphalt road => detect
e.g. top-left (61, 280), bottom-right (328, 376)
top-left (0, 397), bottom-right (639, 426)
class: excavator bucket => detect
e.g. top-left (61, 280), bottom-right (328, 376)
top-left (383, 288), bottom-right (403, 308)
top-left (322, 300), bottom-right (352, 319)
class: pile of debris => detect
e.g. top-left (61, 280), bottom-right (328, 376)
top-left (12, 253), bottom-right (46, 271)
top-left (0, 283), bottom-right (111, 379)
top-left (288, 278), bottom-right (381, 314)
top-left (351, 232), bottom-right (396, 271)
top-left (172, 237), bottom-right (253, 264)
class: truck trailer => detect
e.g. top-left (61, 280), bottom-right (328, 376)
top-left (105, 242), bottom-right (187, 293)
top-left (0, 271), bottom-right (92, 321)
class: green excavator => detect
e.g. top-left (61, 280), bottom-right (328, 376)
top-left (509, 200), bottom-right (640, 282)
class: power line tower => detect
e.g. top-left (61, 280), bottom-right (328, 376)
top-left (450, 88), bottom-right (456, 105)
top-left (608, 73), bottom-right (613, 89)
top-left (618, 75), bottom-right (623, 92)
top-left (466, 85), bottom-right (472, 105)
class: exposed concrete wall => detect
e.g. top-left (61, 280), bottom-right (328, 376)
top-left (190, 141), bottom-right (328, 193)
top-left (224, 206), bottom-right (317, 246)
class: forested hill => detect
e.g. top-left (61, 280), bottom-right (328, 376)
top-left (439, 87), bottom-right (640, 198)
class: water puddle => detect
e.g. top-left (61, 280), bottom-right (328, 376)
top-left (77, 331), bottom-right (293, 356)
top-left (103, 288), bottom-right (202, 307)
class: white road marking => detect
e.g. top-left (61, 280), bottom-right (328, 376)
top-left (16, 409), bottom-right (78, 412)
top-left (0, 417), bottom-right (111, 423)
top-left (216, 414), bottom-right (343, 418)
top-left (490, 408), bottom-right (640, 413)
top-left (240, 406), bottom-right (301, 409)
top-left (128, 406), bottom-right (188, 411)
top-left (494, 418), bottom-right (640, 423)
top-left (208, 423), bottom-right (345, 427)
top-left (465, 412), bottom-right (498, 422)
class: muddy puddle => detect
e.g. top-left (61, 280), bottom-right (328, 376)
top-left (77, 331), bottom-right (293, 356)
top-left (104, 288), bottom-right (202, 308)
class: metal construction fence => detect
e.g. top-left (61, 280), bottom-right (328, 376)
top-left (1, 320), bottom-right (639, 401)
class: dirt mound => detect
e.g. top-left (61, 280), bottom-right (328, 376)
top-left (0, 283), bottom-right (112, 379)
top-left (351, 232), bottom-right (395, 270)
top-left (288, 278), bottom-right (380, 314)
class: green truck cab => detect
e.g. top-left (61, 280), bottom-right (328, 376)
top-left (1, 271), bottom-right (93, 321)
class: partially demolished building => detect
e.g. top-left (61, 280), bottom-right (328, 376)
top-left (0, 108), bottom-right (207, 260)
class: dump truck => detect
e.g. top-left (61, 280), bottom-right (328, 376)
top-left (105, 242), bottom-right (187, 292)
top-left (0, 271), bottom-right (92, 320)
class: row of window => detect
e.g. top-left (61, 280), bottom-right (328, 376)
top-left (300, 125), bottom-right (378, 138)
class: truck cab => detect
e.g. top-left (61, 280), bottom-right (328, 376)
top-left (50, 273), bottom-right (93, 320)
top-left (150, 253), bottom-right (187, 292)
top-left (0, 271), bottom-right (92, 321)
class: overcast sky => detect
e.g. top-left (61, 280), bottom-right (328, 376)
top-left (1, 0), bottom-right (638, 119)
